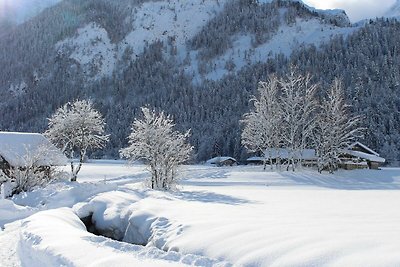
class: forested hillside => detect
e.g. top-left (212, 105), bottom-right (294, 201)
top-left (0, 0), bottom-right (399, 164)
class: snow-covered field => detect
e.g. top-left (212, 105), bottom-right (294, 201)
top-left (1, 161), bottom-right (400, 266)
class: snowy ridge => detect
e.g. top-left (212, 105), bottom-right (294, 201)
top-left (121, 0), bottom-right (228, 59)
top-left (203, 18), bottom-right (355, 81)
top-left (53, 0), bottom-right (353, 81)
top-left (259, 0), bottom-right (350, 26)
top-left (55, 0), bottom-right (228, 80)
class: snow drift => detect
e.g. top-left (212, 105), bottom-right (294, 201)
top-left (19, 208), bottom-right (230, 266)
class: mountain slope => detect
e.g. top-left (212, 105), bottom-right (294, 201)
top-left (1, 0), bottom-right (399, 163)
top-left (0, 0), bottom-right (352, 98)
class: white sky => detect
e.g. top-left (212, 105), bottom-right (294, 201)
top-left (303, 0), bottom-right (396, 22)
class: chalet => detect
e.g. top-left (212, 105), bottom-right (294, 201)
top-left (0, 132), bottom-right (68, 180)
top-left (339, 142), bottom-right (385, 170)
top-left (206, 156), bottom-right (237, 167)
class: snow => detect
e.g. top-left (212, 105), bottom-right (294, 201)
top-left (204, 18), bottom-right (356, 81)
top-left (121, 0), bottom-right (227, 61)
top-left (264, 148), bottom-right (317, 160)
top-left (349, 141), bottom-right (380, 156)
top-left (56, 22), bottom-right (117, 80)
top-left (55, 0), bottom-right (228, 81)
top-left (19, 208), bottom-right (229, 267)
top-left (54, 0), bottom-right (355, 83)
top-left (206, 157), bottom-right (237, 165)
top-left (342, 149), bottom-right (386, 163)
top-left (0, 199), bottom-right (34, 228)
top-left (0, 132), bottom-right (68, 167)
top-left (1, 161), bottom-right (400, 266)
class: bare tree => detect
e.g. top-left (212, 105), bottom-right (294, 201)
top-left (279, 70), bottom-right (319, 171)
top-left (241, 76), bottom-right (281, 170)
top-left (120, 107), bottom-right (192, 190)
top-left (45, 100), bottom-right (109, 181)
top-left (315, 79), bottom-right (363, 173)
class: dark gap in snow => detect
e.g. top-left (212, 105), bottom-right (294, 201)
top-left (80, 213), bottom-right (102, 237)
top-left (80, 213), bottom-right (149, 247)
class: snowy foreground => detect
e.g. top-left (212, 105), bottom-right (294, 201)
top-left (1, 162), bottom-right (400, 267)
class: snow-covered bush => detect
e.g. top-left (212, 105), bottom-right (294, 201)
top-left (7, 145), bottom-right (67, 195)
top-left (120, 107), bottom-right (193, 190)
top-left (46, 100), bottom-right (109, 181)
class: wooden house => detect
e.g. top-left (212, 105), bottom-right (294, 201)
top-left (0, 132), bottom-right (68, 180)
top-left (206, 156), bottom-right (237, 167)
top-left (340, 142), bottom-right (385, 170)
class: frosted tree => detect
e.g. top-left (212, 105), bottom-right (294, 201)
top-left (45, 100), bottom-right (109, 181)
top-left (241, 76), bottom-right (280, 169)
top-left (279, 70), bottom-right (319, 171)
top-left (120, 107), bottom-right (192, 190)
top-left (315, 79), bottom-right (362, 173)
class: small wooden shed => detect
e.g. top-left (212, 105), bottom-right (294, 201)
top-left (206, 156), bottom-right (237, 167)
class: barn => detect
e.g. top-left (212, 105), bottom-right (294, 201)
top-left (206, 156), bottom-right (237, 167)
top-left (340, 142), bottom-right (386, 170)
top-left (0, 132), bottom-right (68, 180)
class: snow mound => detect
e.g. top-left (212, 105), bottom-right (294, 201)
top-left (19, 208), bottom-right (231, 266)
top-left (0, 199), bottom-right (34, 228)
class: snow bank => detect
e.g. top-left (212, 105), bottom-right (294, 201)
top-left (0, 199), bottom-right (34, 228)
top-left (19, 208), bottom-right (231, 266)
top-left (12, 181), bottom-right (118, 209)
top-left (3, 163), bottom-right (400, 266)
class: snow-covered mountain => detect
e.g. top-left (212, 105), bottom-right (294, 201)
top-left (1, 0), bottom-right (400, 163)
top-left (45, 0), bottom-right (353, 83)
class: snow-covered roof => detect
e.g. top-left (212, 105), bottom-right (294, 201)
top-left (341, 149), bottom-right (386, 163)
top-left (247, 156), bottom-right (264, 162)
top-left (264, 148), bottom-right (317, 160)
top-left (0, 132), bottom-right (68, 167)
top-left (348, 142), bottom-right (380, 157)
top-left (206, 157), bottom-right (237, 164)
